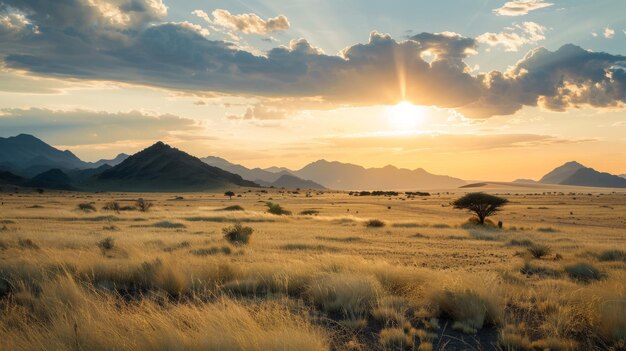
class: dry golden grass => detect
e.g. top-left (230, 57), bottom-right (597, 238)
top-left (0, 188), bottom-right (625, 350)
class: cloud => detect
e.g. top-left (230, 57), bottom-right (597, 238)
top-left (463, 45), bottom-right (626, 117)
top-left (493, 0), bottom-right (554, 16)
top-left (322, 132), bottom-right (593, 153)
top-left (227, 105), bottom-right (289, 120)
top-left (0, 0), bottom-right (625, 119)
top-left (194, 8), bottom-right (289, 35)
top-left (604, 27), bottom-right (615, 39)
top-left (0, 108), bottom-right (199, 145)
top-left (477, 22), bottom-right (546, 52)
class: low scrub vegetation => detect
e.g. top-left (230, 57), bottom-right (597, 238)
top-left (597, 249), bottom-right (626, 262)
top-left (527, 243), bottom-right (552, 259)
top-left (223, 223), bottom-right (254, 245)
top-left (0, 191), bottom-right (624, 350)
top-left (266, 202), bottom-right (292, 215)
top-left (77, 202), bottom-right (96, 212)
top-left (218, 205), bottom-right (245, 211)
top-left (97, 237), bottom-right (115, 256)
top-left (565, 262), bottom-right (603, 282)
top-left (365, 219), bottom-right (385, 228)
top-left (299, 209), bottom-right (320, 215)
top-left (135, 198), bottom-right (153, 212)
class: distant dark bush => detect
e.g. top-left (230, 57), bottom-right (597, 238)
top-left (135, 198), bottom-right (153, 212)
top-left (405, 191), bottom-right (430, 197)
top-left (97, 237), bottom-right (115, 256)
top-left (266, 202), bottom-right (291, 215)
top-left (18, 238), bottom-right (39, 250)
top-left (103, 202), bottom-right (137, 212)
top-left (223, 223), bottom-right (254, 245)
top-left (537, 227), bottom-right (558, 233)
top-left (508, 239), bottom-right (534, 247)
top-left (218, 205), bottom-right (245, 211)
top-left (597, 249), bottom-right (626, 262)
top-left (565, 263), bottom-right (603, 282)
top-left (103, 202), bottom-right (121, 213)
top-left (191, 246), bottom-right (232, 256)
top-left (224, 191), bottom-right (235, 199)
top-left (299, 210), bottom-right (320, 215)
top-left (365, 219), bottom-right (385, 228)
top-left (528, 243), bottom-right (552, 259)
top-left (78, 202), bottom-right (97, 212)
top-left (152, 221), bottom-right (186, 229)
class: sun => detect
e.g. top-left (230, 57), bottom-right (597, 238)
top-left (386, 101), bottom-right (426, 130)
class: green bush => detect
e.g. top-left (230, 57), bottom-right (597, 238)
top-left (266, 202), bottom-right (291, 215)
top-left (597, 250), bottom-right (626, 262)
top-left (223, 223), bottom-right (254, 245)
top-left (565, 262), bottom-right (603, 282)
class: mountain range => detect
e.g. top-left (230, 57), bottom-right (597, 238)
top-left (537, 161), bottom-right (626, 188)
top-left (201, 157), bottom-right (465, 190)
top-left (200, 156), bottom-right (325, 189)
top-left (0, 134), bottom-right (128, 177)
top-left (0, 134), bottom-right (625, 191)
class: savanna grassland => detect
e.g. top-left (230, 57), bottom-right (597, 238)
top-left (0, 187), bottom-right (625, 351)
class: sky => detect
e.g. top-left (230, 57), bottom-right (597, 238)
top-left (0, 0), bottom-right (625, 181)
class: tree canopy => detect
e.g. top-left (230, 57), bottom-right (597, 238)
top-left (452, 192), bottom-right (508, 224)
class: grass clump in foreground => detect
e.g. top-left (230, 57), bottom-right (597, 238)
top-left (429, 274), bottom-right (503, 334)
top-left (565, 262), bottom-right (603, 282)
top-left (97, 237), bottom-right (115, 256)
top-left (223, 223), bottom-right (254, 245)
top-left (0, 276), bottom-right (330, 351)
top-left (365, 219), bottom-right (385, 228)
top-left (527, 243), bottom-right (552, 259)
top-left (266, 202), bottom-right (292, 215)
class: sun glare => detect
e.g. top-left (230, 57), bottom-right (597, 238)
top-left (386, 101), bottom-right (426, 130)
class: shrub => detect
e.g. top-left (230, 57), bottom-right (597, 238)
top-left (77, 203), bottom-right (96, 212)
top-left (299, 210), bottom-right (320, 215)
top-left (18, 238), bottom-right (39, 250)
top-left (97, 237), bottom-right (115, 256)
top-left (508, 239), bottom-right (534, 247)
top-left (565, 263), bottom-right (603, 282)
top-left (102, 202), bottom-right (121, 213)
top-left (223, 223), bottom-right (254, 245)
top-left (597, 249), bottom-right (626, 262)
top-left (224, 191), bottom-right (235, 199)
top-left (366, 219), bottom-right (385, 228)
top-left (379, 327), bottom-right (414, 349)
top-left (452, 192), bottom-right (508, 225)
top-left (218, 205), bottom-right (245, 211)
top-left (537, 227), bottom-right (558, 233)
top-left (266, 202), bottom-right (291, 215)
top-left (152, 221), bottom-right (186, 229)
top-left (528, 243), bottom-right (552, 259)
top-left (306, 273), bottom-right (382, 317)
top-left (135, 198), bottom-right (153, 212)
top-left (429, 275), bottom-right (503, 334)
top-left (191, 246), bottom-right (232, 256)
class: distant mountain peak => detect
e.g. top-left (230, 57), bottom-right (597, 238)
top-left (540, 161), bottom-right (626, 188)
top-left (97, 141), bottom-right (257, 191)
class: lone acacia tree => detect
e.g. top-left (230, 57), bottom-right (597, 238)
top-left (452, 192), bottom-right (508, 225)
top-left (224, 191), bottom-right (235, 200)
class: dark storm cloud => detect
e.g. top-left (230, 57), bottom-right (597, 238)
top-left (1, 0), bottom-right (625, 118)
